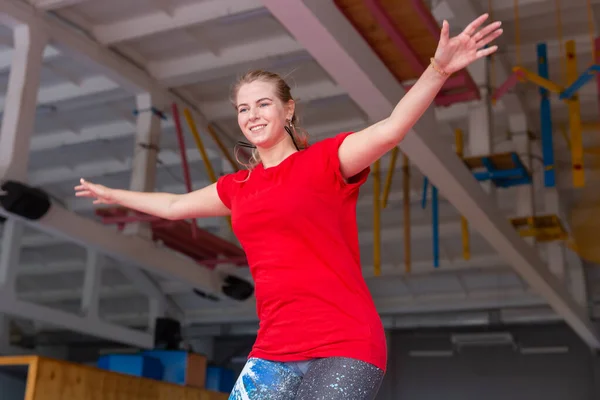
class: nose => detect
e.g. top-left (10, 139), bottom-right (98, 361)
top-left (249, 106), bottom-right (260, 120)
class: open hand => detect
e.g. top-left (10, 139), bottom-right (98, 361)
top-left (433, 14), bottom-right (503, 75)
top-left (74, 178), bottom-right (116, 205)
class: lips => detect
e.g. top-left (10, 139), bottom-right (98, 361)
top-left (249, 124), bottom-right (267, 132)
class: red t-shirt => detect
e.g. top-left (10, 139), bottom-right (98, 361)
top-left (216, 131), bottom-right (387, 371)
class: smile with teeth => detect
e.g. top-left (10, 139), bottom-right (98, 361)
top-left (250, 124), bottom-right (267, 132)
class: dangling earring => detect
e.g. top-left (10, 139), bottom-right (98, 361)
top-left (285, 119), bottom-right (300, 151)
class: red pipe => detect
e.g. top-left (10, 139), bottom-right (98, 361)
top-left (410, 0), bottom-right (481, 101)
top-left (491, 69), bottom-right (525, 102)
top-left (364, 0), bottom-right (424, 75)
top-left (171, 102), bottom-right (198, 239)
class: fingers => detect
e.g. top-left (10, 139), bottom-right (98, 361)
top-left (439, 20), bottom-right (450, 46)
top-left (472, 21), bottom-right (501, 43)
top-left (476, 45), bottom-right (498, 59)
top-left (74, 190), bottom-right (94, 198)
top-left (476, 28), bottom-right (503, 49)
top-left (462, 13), bottom-right (489, 36)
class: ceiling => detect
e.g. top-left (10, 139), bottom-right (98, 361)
top-left (1, 0), bottom-right (600, 352)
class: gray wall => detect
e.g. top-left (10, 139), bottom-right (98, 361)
top-left (377, 323), bottom-right (600, 400)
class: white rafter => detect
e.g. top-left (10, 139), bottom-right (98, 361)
top-left (0, 75), bottom-right (121, 112)
top-left (148, 35), bottom-right (303, 86)
top-left (28, 0), bottom-right (91, 11)
top-left (92, 0), bottom-right (264, 45)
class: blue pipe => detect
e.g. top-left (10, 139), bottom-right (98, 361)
top-left (537, 43), bottom-right (556, 187)
top-left (432, 185), bottom-right (439, 268)
top-left (421, 176), bottom-right (428, 209)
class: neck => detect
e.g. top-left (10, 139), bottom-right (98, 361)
top-left (257, 136), bottom-right (297, 168)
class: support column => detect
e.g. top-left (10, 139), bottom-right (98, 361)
top-left (0, 314), bottom-right (10, 353)
top-left (0, 218), bottom-right (24, 297)
top-left (124, 92), bottom-right (164, 238)
top-left (544, 190), bottom-right (566, 281)
top-left (81, 249), bottom-right (102, 319)
top-left (509, 114), bottom-right (535, 246)
top-left (467, 58), bottom-right (495, 198)
top-left (0, 24), bottom-right (47, 182)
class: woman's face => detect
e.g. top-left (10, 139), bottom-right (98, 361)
top-left (236, 80), bottom-right (293, 148)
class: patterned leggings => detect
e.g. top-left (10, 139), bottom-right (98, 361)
top-left (228, 357), bottom-right (384, 399)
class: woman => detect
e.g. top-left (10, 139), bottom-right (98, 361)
top-left (75, 14), bottom-right (502, 399)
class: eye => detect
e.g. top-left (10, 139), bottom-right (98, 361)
top-left (259, 102), bottom-right (270, 107)
top-left (238, 107), bottom-right (248, 113)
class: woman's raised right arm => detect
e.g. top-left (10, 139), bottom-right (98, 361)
top-left (75, 178), bottom-right (230, 220)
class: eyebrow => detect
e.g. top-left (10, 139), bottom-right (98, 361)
top-left (237, 97), bottom-right (273, 109)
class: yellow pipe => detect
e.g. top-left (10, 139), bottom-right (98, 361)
top-left (183, 108), bottom-right (217, 183)
top-left (402, 153), bottom-right (411, 274)
top-left (373, 159), bottom-right (381, 277)
top-left (455, 129), bottom-right (470, 260)
top-left (382, 147), bottom-right (399, 208)
top-left (183, 109), bottom-right (232, 229)
top-left (565, 40), bottom-right (585, 187)
top-left (513, 66), bottom-right (564, 93)
top-left (207, 124), bottom-right (239, 172)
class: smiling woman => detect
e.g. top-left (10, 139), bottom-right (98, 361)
top-left (74, 12), bottom-right (503, 399)
top-left (231, 70), bottom-right (309, 169)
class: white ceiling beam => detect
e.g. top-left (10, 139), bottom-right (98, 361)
top-left (148, 35), bottom-right (303, 86)
top-left (0, 292), bottom-right (152, 347)
top-left (260, 0), bottom-right (600, 349)
top-left (29, 146), bottom-right (219, 186)
top-left (92, 0), bottom-right (264, 45)
top-left (28, 0), bottom-right (91, 11)
top-left (0, 44), bottom-right (60, 73)
top-left (147, 0), bottom-right (175, 17)
top-left (1, 206), bottom-right (225, 297)
top-left (31, 120), bottom-right (137, 152)
top-left (0, 75), bottom-right (120, 112)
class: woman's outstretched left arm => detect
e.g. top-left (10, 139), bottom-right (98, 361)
top-left (338, 13), bottom-right (503, 179)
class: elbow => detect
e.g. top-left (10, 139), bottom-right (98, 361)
top-left (378, 120), bottom-right (407, 149)
top-left (164, 196), bottom-right (181, 220)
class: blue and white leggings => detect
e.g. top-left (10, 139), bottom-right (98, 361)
top-left (228, 356), bottom-right (384, 399)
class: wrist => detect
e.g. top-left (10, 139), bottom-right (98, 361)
top-left (429, 57), bottom-right (450, 78)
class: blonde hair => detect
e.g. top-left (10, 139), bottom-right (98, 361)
top-left (231, 70), bottom-right (309, 170)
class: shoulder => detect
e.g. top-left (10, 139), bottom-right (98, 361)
top-left (302, 131), bottom-right (369, 191)
top-left (216, 169), bottom-right (251, 208)
top-left (304, 131), bottom-right (356, 158)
